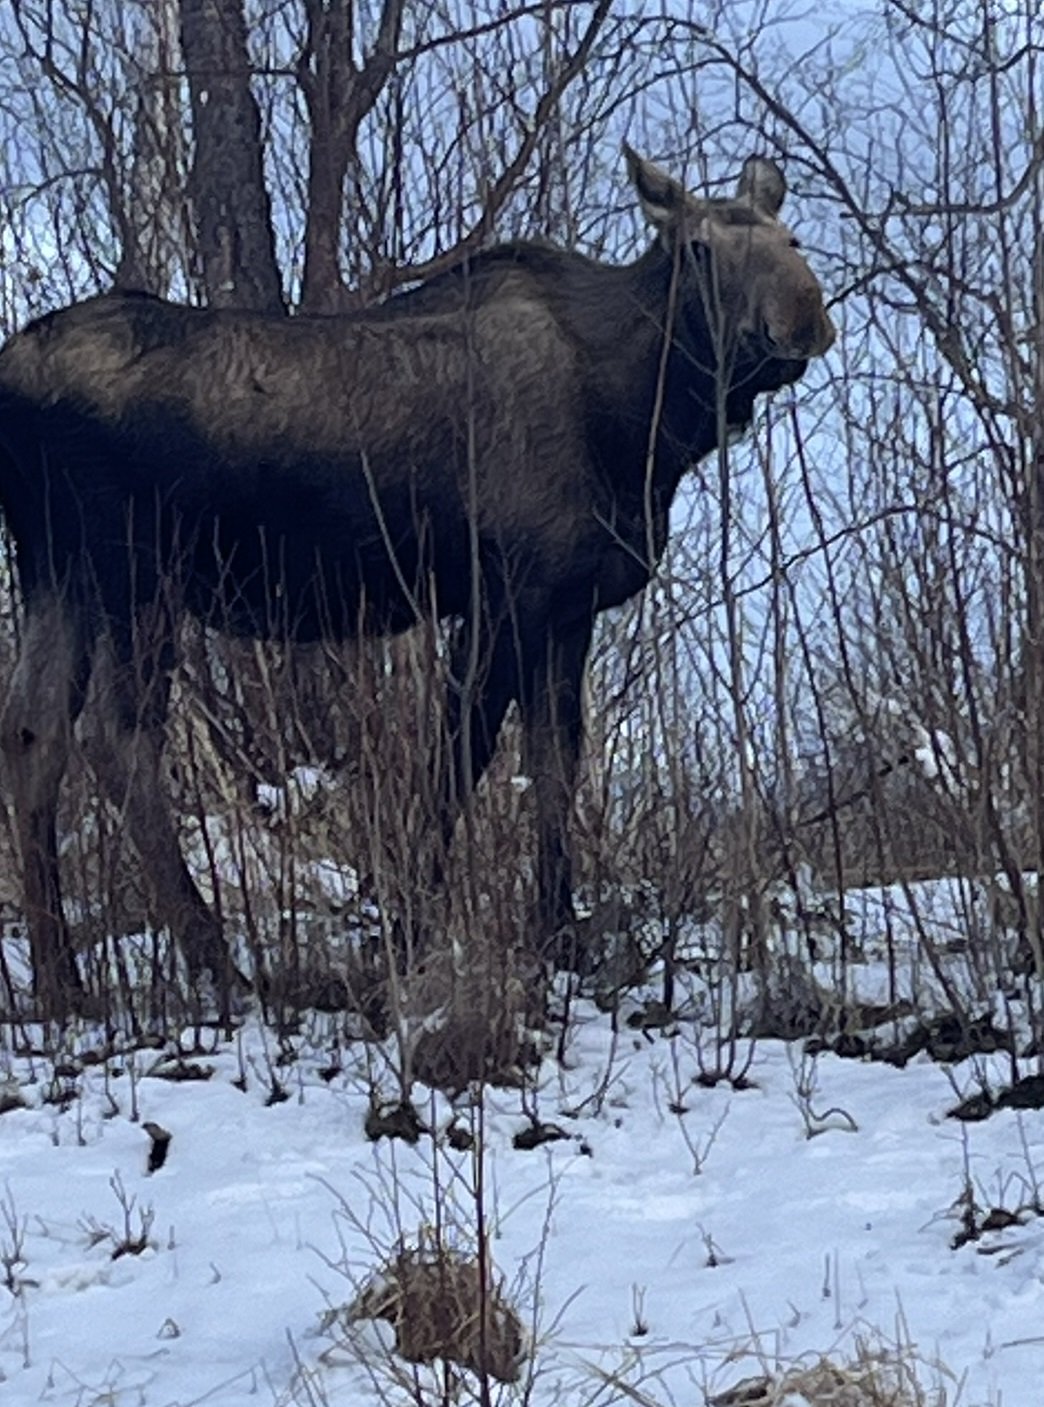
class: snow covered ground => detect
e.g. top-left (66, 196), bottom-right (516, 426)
top-left (1, 895), bottom-right (1043, 1406)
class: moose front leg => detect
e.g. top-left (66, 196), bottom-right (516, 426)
top-left (442, 615), bottom-right (521, 811)
top-left (430, 614), bottom-right (523, 901)
top-left (519, 615), bottom-right (593, 966)
top-left (0, 588), bottom-right (91, 1011)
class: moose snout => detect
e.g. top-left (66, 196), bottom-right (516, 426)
top-left (807, 308), bottom-right (837, 357)
top-left (768, 285), bottom-right (836, 360)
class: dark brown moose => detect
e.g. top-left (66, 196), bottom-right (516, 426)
top-left (0, 146), bottom-right (834, 1009)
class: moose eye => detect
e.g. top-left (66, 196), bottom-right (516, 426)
top-left (788, 235), bottom-right (801, 249)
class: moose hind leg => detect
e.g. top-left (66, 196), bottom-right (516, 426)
top-left (82, 636), bottom-right (232, 990)
top-left (0, 589), bottom-right (91, 1006)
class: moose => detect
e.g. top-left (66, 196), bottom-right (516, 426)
top-left (0, 145), bottom-right (834, 1009)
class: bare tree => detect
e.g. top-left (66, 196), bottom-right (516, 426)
top-left (296, 0), bottom-right (404, 312)
top-left (120, 1), bottom-right (192, 295)
top-left (180, 0), bottom-right (284, 310)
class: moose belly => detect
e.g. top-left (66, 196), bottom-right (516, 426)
top-left (185, 489), bottom-right (473, 643)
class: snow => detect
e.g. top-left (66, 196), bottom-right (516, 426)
top-left (2, 911), bottom-right (1043, 1404)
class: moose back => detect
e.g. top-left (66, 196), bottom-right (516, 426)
top-left (0, 146), bottom-right (834, 1008)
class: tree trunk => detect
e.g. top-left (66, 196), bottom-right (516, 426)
top-left (297, 0), bottom-right (404, 314)
top-left (179, 0), bottom-right (284, 312)
top-left (116, 0), bottom-right (191, 297)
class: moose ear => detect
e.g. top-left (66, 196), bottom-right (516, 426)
top-left (736, 156), bottom-right (786, 217)
top-left (623, 143), bottom-right (687, 227)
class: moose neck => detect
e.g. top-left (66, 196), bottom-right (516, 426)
top-left (547, 244), bottom-right (758, 505)
top-left (381, 236), bottom-right (784, 506)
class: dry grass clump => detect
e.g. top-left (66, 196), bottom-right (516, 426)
top-left (407, 942), bottom-right (546, 1095)
top-left (348, 1244), bottom-right (527, 1384)
top-left (710, 1343), bottom-right (951, 1407)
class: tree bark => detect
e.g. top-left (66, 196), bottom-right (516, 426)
top-left (179, 0), bottom-right (284, 312)
top-left (297, 0), bottom-right (404, 314)
top-left (117, 0), bottom-right (191, 297)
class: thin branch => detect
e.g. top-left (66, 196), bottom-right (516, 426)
top-left (374, 0), bottom-right (615, 297)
